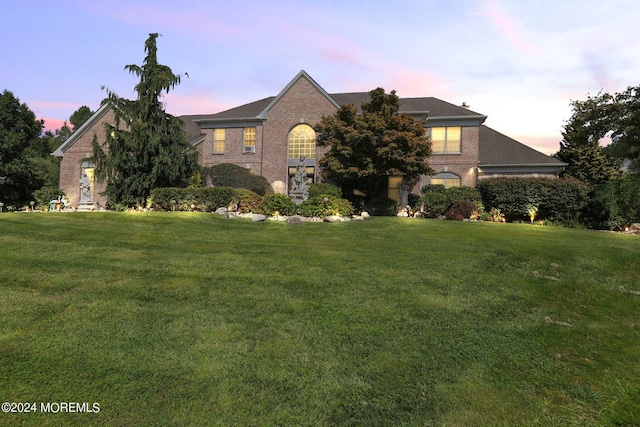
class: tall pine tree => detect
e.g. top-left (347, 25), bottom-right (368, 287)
top-left (93, 33), bottom-right (198, 208)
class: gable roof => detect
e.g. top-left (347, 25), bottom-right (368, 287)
top-left (51, 102), bottom-right (112, 157)
top-left (257, 70), bottom-right (339, 119)
top-left (479, 125), bottom-right (566, 167)
top-left (188, 75), bottom-right (486, 128)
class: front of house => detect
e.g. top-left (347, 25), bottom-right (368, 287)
top-left (53, 70), bottom-right (566, 209)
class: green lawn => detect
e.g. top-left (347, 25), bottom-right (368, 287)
top-left (1, 212), bottom-right (639, 426)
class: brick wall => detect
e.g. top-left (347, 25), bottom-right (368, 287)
top-left (261, 75), bottom-right (337, 191)
top-left (58, 110), bottom-right (114, 208)
top-left (199, 75), bottom-right (337, 193)
top-left (423, 125), bottom-right (480, 188)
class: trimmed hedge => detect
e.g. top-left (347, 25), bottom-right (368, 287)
top-left (477, 177), bottom-right (588, 223)
top-left (202, 164), bottom-right (272, 196)
top-left (149, 187), bottom-right (239, 212)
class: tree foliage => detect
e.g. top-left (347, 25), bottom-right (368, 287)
top-left (0, 90), bottom-right (48, 207)
top-left (556, 85), bottom-right (640, 180)
top-left (315, 88), bottom-right (432, 201)
top-left (555, 95), bottom-right (622, 185)
top-left (92, 33), bottom-right (198, 208)
top-left (69, 106), bottom-right (93, 130)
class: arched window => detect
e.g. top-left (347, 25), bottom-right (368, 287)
top-left (431, 172), bottom-right (461, 188)
top-left (288, 124), bottom-right (316, 159)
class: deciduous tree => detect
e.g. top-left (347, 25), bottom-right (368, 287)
top-left (0, 90), bottom-right (48, 207)
top-left (315, 88), bottom-right (432, 201)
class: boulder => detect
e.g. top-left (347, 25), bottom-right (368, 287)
top-left (324, 215), bottom-right (343, 223)
top-left (352, 216), bottom-right (364, 221)
top-left (225, 211), bottom-right (238, 219)
top-left (252, 214), bottom-right (267, 222)
top-left (215, 207), bottom-right (228, 215)
top-left (285, 215), bottom-right (304, 224)
top-left (361, 211), bottom-right (370, 218)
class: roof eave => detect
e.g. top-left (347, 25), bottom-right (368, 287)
top-left (51, 102), bottom-right (112, 157)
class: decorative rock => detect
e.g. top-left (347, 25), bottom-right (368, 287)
top-left (252, 214), bottom-right (267, 222)
top-left (352, 216), bottom-right (364, 221)
top-left (323, 215), bottom-right (343, 223)
top-left (225, 211), bottom-right (238, 219)
top-left (215, 207), bottom-right (228, 215)
top-left (285, 215), bottom-right (304, 224)
top-left (361, 211), bottom-right (370, 218)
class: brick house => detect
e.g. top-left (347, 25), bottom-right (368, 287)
top-left (53, 70), bottom-right (565, 208)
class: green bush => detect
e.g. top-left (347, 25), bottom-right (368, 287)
top-left (308, 183), bottom-right (342, 199)
top-left (149, 187), bottom-right (238, 212)
top-left (421, 192), bottom-right (449, 218)
top-left (299, 195), bottom-right (354, 218)
top-left (419, 185), bottom-right (481, 218)
top-left (32, 186), bottom-right (65, 210)
top-left (203, 164), bottom-right (272, 196)
top-left (477, 178), bottom-right (588, 223)
top-left (446, 186), bottom-right (482, 205)
top-left (256, 193), bottom-right (298, 216)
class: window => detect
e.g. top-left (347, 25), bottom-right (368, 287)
top-left (431, 127), bottom-right (461, 153)
top-left (288, 124), bottom-right (316, 159)
top-left (243, 127), bottom-right (256, 153)
top-left (213, 129), bottom-right (225, 153)
top-left (431, 172), bottom-right (461, 188)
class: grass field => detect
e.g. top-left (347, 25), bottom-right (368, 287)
top-left (1, 212), bottom-right (639, 426)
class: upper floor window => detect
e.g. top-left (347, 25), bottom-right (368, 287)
top-left (243, 127), bottom-right (256, 153)
top-left (431, 126), bottom-right (461, 154)
top-left (213, 129), bottom-right (225, 153)
top-left (288, 124), bottom-right (316, 159)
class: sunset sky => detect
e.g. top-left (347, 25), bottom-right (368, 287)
top-left (2, 0), bottom-right (639, 154)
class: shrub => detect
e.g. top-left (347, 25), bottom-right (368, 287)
top-left (364, 196), bottom-right (397, 216)
top-left (308, 183), bottom-right (342, 199)
top-left (445, 201), bottom-right (477, 220)
top-left (32, 186), bottom-right (65, 211)
top-left (299, 195), bottom-right (354, 218)
top-left (419, 185), bottom-right (480, 218)
top-left (421, 192), bottom-right (449, 218)
top-left (203, 164), bottom-right (272, 196)
top-left (256, 193), bottom-right (298, 216)
top-left (477, 177), bottom-right (588, 223)
top-left (149, 187), bottom-right (238, 212)
top-left (446, 186), bottom-right (482, 205)
top-left (234, 189), bottom-right (263, 213)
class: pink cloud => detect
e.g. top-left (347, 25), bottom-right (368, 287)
top-left (42, 118), bottom-right (67, 133)
top-left (480, 1), bottom-right (538, 54)
top-left (382, 66), bottom-right (452, 99)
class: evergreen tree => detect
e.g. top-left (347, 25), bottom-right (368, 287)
top-left (93, 33), bottom-right (198, 208)
top-left (0, 90), bottom-right (48, 207)
top-left (555, 111), bottom-right (621, 186)
top-left (315, 88), bottom-right (432, 201)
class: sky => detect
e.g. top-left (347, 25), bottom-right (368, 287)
top-left (2, 0), bottom-right (639, 155)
